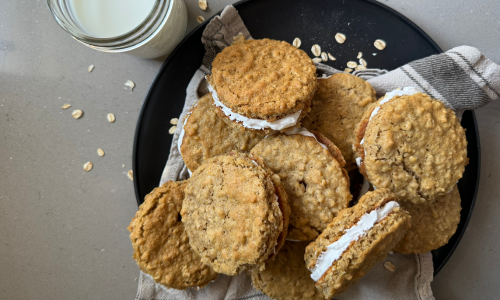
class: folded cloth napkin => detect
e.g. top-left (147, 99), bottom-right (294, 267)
top-left (134, 5), bottom-right (500, 300)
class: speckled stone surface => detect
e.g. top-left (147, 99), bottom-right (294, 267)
top-left (0, 0), bottom-right (498, 299)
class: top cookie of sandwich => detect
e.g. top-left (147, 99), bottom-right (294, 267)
top-left (181, 152), bottom-right (290, 276)
top-left (179, 93), bottom-right (264, 172)
top-left (128, 180), bottom-right (218, 289)
top-left (207, 39), bottom-right (317, 132)
top-left (302, 73), bottom-right (377, 171)
top-left (251, 129), bottom-right (351, 241)
top-left (354, 89), bottom-right (467, 204)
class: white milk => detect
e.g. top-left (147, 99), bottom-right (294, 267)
top-left (69, 0), bottom-right (156, 38)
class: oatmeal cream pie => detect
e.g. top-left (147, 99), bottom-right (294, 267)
top-left (128, 180), bottom-right (218, 289)
top-left (206, 38), bottom-right (317, 135)
top-left (178, 93), bottom-right (264, 172)
top-left (181, 152), bottom-right (290, 275)
top-left (302, 73), bottom-right (377, 171)
top-left (394, 185), bottom-right (462, 254)
top-left (354, 88), bottom-right (468, 204)
top-left (305, 189), bottom-right (410, 299)
top-left (251, 128), bottom-right (352, 241)
top-left (252, 241), bottom-right (325, 300)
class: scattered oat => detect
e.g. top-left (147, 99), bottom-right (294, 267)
top-left (335, 33), bottom-right (346, 44)
top-left (312, 58), bottom-right (323, 63)
top-left (122, 164), bottom-right (125, 168)
top-left (359, 58), bottom-right (367, 67)
top-left (374, 39), bottom-right (386, 50)
top-left (83, 162), bottom-right (93, 172)
top-left (328, 53), bottom-right (336, 61)
top-left (125, 80), bottom-right (135, 91)
top-left (170, 118), bottom-right (179, 125)
top-left (232, 32), bottom-right (245, 43)
top-left (321, 52), bottom-right (328, 62)
top-left (88, 64), bottom-right (94, 72)
top-left (344, 68), bottom-right (353, 73)
top-left (384, 261), bottom-right (395, 272)
top-left (198, 0), bottom-right (207, 10)
top-left (347, 61), bottom-right (358, 68)
top-left (127, 170), bottom-right (134, 181)
top-left (357, 52), bottom-right (363, 59)
top-left (292, 38), bottom-right (301, 48)
top-left (373, 53), bottom-right (377, 56)
top-left (197, 16), bottom-right (205, 23)
top-left (107, 113), bottom-right (116, 123)
top-left (355, 65), bottom-right (367, 71)
top-left (311, 44), bottom-right (321, 57)
top-left (169, 126), bottom-right (177, 134)
top-left (97, 148), bottom-right (105, 157)
top-left (72, 110), bottom-right (83, 119)
top-left (61, 104), bottom-right (71, 109)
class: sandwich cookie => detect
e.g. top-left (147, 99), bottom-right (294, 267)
top-left (251, 241), bottom-right (325, 300)
top-left (251, 128), bottom-right (352, 241)
top-left (394, 185), bottom-right (462, 254)
top-left (178, 93), bottom-right (263, 172)
top-left (128, 180), bottom-right (218, 289)
top-left (305, 189), bottom-right (410, 299)
top-left (354, 88), bottom-right (468, 204)
top-left (302, 73), bottom-right (377, 171)
top-left (207, 39), bottom-right (317, 135)
top-left (181, 152), bottom-right (290, 275)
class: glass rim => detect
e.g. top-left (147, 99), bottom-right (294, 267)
top-left (46, 0), bottom-right (171, 51)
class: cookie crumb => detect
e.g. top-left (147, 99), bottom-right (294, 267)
top-left (127, 170), bottom-right (133, 181)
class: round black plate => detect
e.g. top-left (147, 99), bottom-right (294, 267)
top-left (133, 0), bottom-right (480, 276)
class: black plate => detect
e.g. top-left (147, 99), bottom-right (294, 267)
top-left (133, 0), bottom-right (480, 276)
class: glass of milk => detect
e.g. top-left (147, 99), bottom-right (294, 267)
top-left (47, 0), bottom-right (188, 59)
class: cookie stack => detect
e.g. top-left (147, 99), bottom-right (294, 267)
top-left (128, 38), bottom-right (468, 299)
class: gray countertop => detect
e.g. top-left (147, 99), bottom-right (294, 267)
top-left (1, 0), bottom-right (499, 299)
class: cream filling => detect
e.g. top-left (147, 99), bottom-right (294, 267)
top-left (207, 82), bottom-right (302, 130)
top-left (177, 102), bottom-right (198, 155)
top-left (283, 127), bottom-right (328, 150)
top-left (310, 201), bottom-right (400, 282)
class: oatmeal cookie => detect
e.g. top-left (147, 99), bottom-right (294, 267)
top-left (302, 73), bottom-right (377, 171)
top-left (179, 93), bottom-right (263, 172)
top-left (354, 89), bottom-right (468, 204)
top-left (128, 180), bottom-right (218, 289)
top-left (181, 152), bottom-right (290, 275)
top-left (207, 38), bottom-right (317, 134)
top-left (252, 241), bottom-right (324, 300)
top-left (305, 189), bottom-right (410, 299)
top-left (394, 185), bottom-right (461, 254)
top-left (251, 128), bottom-right (351, 241)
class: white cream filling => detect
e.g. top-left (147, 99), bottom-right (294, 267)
top-left (357, 178), bottom-right (370, 200)
top-left (207, 82), bottom-right (302, 130)
top-left (283, 127), bottom-right (328, 150)
top-left (310, 201), bottom-right (400, 281)
top-left (177, 102), bottom-right (198, 155)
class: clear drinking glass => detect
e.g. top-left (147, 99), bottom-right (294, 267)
top-left (46, 0), bottom-right (188, 59)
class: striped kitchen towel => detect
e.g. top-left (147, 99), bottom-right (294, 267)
top-left (135, 5), bottom-right (500, 300)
